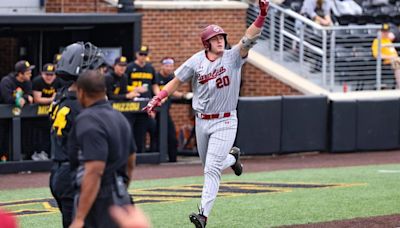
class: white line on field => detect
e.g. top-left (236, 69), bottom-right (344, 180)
top-left (378, 170), bottom-right (400, 173)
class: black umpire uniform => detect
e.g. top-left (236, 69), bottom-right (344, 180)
top-left (68, 71), bottom-right (136, 228)
top-left (49, 42), bottom-right (104, 228)
top-left (126, 46), bottom-right (158, 153)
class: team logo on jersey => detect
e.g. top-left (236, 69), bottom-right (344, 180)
top-left (198, 66), bottom-right (226, 84)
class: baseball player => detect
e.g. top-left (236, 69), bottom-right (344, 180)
top-left (126, 46), bottom-right (160, 153)
top-left (31, 63), bottom-right (63, 160)
top-left (155, 57), bottom-right (193, 162)
top-left (144, 0), bottom-right (269, 227)
top-left (49, 42), bottom-right (104, 228)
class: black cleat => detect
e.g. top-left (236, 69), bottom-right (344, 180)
top-left (189, 213), bottom-right (207, 228)
top-left (230, 147), bottom-right (243, 176)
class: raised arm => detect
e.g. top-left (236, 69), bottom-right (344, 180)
top-left (239, 0), bottom-right (270, 57)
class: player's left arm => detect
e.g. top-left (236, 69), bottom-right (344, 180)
top-left (238, 0), bottom-right (270, 58)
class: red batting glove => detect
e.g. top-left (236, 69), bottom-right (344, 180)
top-left (259, 0), bottom-right (269, 17)
top-left (143, 96), bottom-right (162, 115)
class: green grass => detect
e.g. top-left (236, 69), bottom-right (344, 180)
top-left (1, 164), bottom-right (400, 228)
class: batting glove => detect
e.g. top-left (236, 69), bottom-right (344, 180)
top-left (143, 96), bottom-right (162, 115)
top-left (259, 0), bottom-right (269, 17)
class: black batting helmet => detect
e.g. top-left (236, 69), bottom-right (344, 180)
top-left (56, 42), bottom-right (105, 81)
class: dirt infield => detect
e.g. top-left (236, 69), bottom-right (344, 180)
top-left (0, 150), bottom-right (399, 227)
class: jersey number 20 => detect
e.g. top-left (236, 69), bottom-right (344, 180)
top-left (216, 76), bottom-right (230, 89)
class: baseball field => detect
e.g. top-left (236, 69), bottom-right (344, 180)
top-left (0, 151), bottom-right (399, 228)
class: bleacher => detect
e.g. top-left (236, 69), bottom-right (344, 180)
top-left (251, 0), bottom-right (400, 91)
top-left (282, 0), bottom-right (400, 26)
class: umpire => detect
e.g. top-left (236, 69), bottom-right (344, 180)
top-left (49, 42), bottom-right (104, 228)
top-left (69, 70), bottom-right (136, 228)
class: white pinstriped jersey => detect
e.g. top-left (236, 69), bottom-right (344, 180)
top-left (175, 45), bottom-right (246, 114)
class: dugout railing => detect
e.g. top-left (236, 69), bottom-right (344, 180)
top-left (2, 95), bottom-right (400, 173)
top-left (248, 2), bottom-right (399, 92)
top-left (0, 100), bottom-right (168, 174)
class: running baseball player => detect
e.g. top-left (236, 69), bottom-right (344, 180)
top-left (144, 0), bottom-right (269, 227)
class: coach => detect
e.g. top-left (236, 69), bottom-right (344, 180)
top-left (68, 70), bottom-right (136, 228)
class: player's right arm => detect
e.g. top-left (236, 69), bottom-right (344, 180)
top-left (143, 57), bottom-right (194, 115)
top-left (158, 77), bottom-right (183, 97)
top-left (142, 77), bottom-right (183, 115)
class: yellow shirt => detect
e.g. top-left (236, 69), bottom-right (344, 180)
top-left (372, 38), bottom-right (398, 65)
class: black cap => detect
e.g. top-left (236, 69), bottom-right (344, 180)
top-left (53, 53), bottom-right (62, 64)
top-left (15, 60), bottom-right (35, 73)
top-left (114, 56), bottom-right (128, 66)
top-left (381, 23), bottom-right (390, 31)
top-left (138, 45), bottom-right (149, 55)
top-left (42, 63), bottom-right (56, 74)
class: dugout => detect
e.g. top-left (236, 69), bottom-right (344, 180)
top-left (0, 101), bottom-right (168, 173)
top-left (0, 13), bottom-right (142, 77)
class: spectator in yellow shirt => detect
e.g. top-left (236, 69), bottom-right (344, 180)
top-left (372, 24), bottom-right (400, 88)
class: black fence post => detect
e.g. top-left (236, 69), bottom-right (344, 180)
top-left (12, 117), bottom-right (21, 161)
top-left (159, 104), bottom-right (168, 163)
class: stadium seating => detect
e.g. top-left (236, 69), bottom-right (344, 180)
top-left (282, 0), bottom-right (400, 26)
top-left (278, 0), bottom-right (400, 90)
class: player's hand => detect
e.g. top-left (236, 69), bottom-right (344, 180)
top-left (126, 91), bottom-right (140, 99)
top-left (27, 95), bottom-right (34, 104)
top-left (18, 98), bottom-right (26, 108)
top-left (142, 96), bottom-right (161, 115)
top-left (259, 0), bottom-right (269, 17)
top-left (135, 85), bottom-right (148, 94)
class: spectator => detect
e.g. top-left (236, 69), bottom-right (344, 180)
top-left (155, 57), bottom-right (193, 162)
top-left (126, 46), bottom-right (160, 153)
top-left (30, 63), bottom-right (63, 161)
top-left (331, 0), bottom-right (362, 17)
top-left (0, 61), bottom-right (34, 160)
top-left (33, 63), bottom-right (63, 105)
top-left (300, 0), bottom-right (333, 26)
top-left (0, 60), bottom-right (34, 106)
top-left (105, 56), bottom-right (139, 101)
top-left (372, 23), bottom-right (400, 88)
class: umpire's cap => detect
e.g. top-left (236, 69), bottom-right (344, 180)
top-left (56, 42), bottom-right (105, 81)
